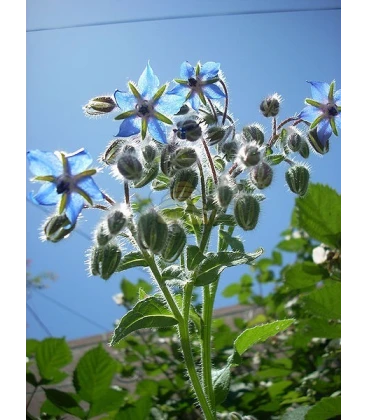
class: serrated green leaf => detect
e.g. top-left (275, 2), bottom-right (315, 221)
top-left (282, 406), bottom-right (312, 420)
top-left (88, 388), bottom-right (127, 418)
top-left (43, 389), bottom-right (85, 418)
top-left (26, 372), bottom-right (38, 387)
top-left (161, 265), bottom-right (184, 281)
top-left (305, 396), bottom-right (341, 420)
top-left (110, 296), bottom-right (178, 345)
top-left (212, 363), bottom-right (231, 405)
top-left (194, 249), bottom-right (263, 286)
top-left (26, 339), bottom-right (40, 357)
top-left (284, 262), bottom-right (328, 289)
top-left (219, 230), bottom-right (244, 252)
top-left (73, 345), bottom-right (117, 403)
top-left (116, 251), bottom-right (148, 272)
top-left (187, 245), bottom-right (206, 270)
top-left (272, 250), bottom-right (283, 265)
top-left (160, 207), bottom-right (185, 220)
top-left (302, 318), bottom-right (341, 339)
top-left (302, 281), bottom-right (341, 319)
top-left (36, 338), bottom-right (72, 381)
top-left (295, 183), bottom-right (341, 248)
top-left (39, 398), bottom-right (65, 416)
top-left (214, 214), bottom-right (237, 226)
top-left (115, 396), bottom-right (152, 420)
top-left (234, 319), bottom-right (294, 356)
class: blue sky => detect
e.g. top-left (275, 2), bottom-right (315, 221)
top-left (26, 0), bottom-right (341, 341)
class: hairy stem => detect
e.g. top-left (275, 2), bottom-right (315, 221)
top-left (219, 79), bottom-right (229, 125)
top-left (201, 138), bottom-right (218, 185)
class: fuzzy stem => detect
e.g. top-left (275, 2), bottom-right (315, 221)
top-left (102, 192), bottom-right (115, 205)
top-left (201, 138), bottom-right (218, 185)
top-left (197, 160), bottom-right (208, 226)
top-left (207, 97), bottom-right (219, 123)
top-left (219, 79), bottom-right (229, 125)
top-left (277, 116), bottom-right (299, 130)
top-left (124, 181), bottom-right (130, 207)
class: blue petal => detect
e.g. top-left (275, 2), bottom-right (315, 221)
top-left (307, 81), bottom-right (330, 103)
top-left (116, 116), bottom-right (141, 138)
top-left (27, 150), bottom-right (63, 177)
top-left (77, 177), bottom-right (104, 201)
top-left (166, 84), bottom-right (189, 96)
top-left (156, 91), bottom-right (187, 115)
top-left (180, 61), bottom-right (195, 80)
top-left (202, 83), bottom-right (226, 99)
top-left (114, 90), bottom-right (137, 112)
top-left (148, 118), bottom-right (168, 144)
top-left (199, 62), bottom-right (221, 79)
top-left (66, 149), bottom-right (92, 176)
top-left (189, 94), bottom-right (201, 111)
top-left (30, 183), bottom-right (59, 206)
top-left (334, 114), bottom-right (341, 130)
top-left (334, 89), bottom-right (341, 106)
top-left (298, 105), bottom-right (322, 122)
top-left (317, 118), bottom-right (332, 146)
top-left (65, 192), bottom-right (85, 226)
top-left (138, 62), bottom-right (160, 99)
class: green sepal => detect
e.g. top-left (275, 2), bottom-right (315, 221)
top-left (152, 84), bottom-right (167, 102)
top-left (198, 90), bottom-right (207, 106)
top-left (60, 152), bottom-right (68, 173)
top-left (74, 169), bottom-right (97, 180)
top-left (128, 82), bottom-right (142, 99)
top-left (59, 193), bottom-right (67, 214)
top-left (330, 117), bottom-right (338, 136)
top-left (202, 77), bottom-right (220, 85)
top-left (141, 118), bottom-right (148, 139)
top-left (328, 81), bottom-right (336, 101)
top-left (309, 114), bottom-right (324, 130)
top-left (195, 63), bottom-right (201, 76)
top-left (133, 163), bottom-right (159, 188)
top-left (74, 187), bottom-right (93, 206)
top-left (154, 111), bottom-right (173, 125)
top-left (33, 175), bottom-right (55, 182)
top-left (305, 98), bottom-right (322, 108)
top-left (174, 79), bottom-right (188, 85)
top-left (114, 110), bottom-right (136, 120)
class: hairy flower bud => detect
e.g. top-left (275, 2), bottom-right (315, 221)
top-left (285, 164), bottom-right (310, 196)
top-left (172, 147), bottom-right (197, 169)
top-left (238, 143), bottom-right (262, 167)
top-left (137, 209), bottom-right (168, 254)
top-left (308, 127), bottom-right (330, 155)
top-left (287, 130), bottom-right (302, 152)
top-left (43, 214), bottom-right (75, 242)
top-left (102, 139), bottom-right (124, 165)
top-left (175, 104), bottom-right (190, 115)
top-left (260, 93), bottom-right (281, 117)
top-left (216, 176), bottom-right (235, 209)
top-left (160, 222), bottom-right (187, 262)
top-left (206, 126), bottom-right (226, 146)
top-left (95, 224), bottom-right (112, 246)
top-left (234, 194), bottom-right (260, 231)
top-left (89, 243), bottom-right (122, 280)
top-left (175, 119), bottom-right (202, 142)
top-left (250, 161), bottom-right (273, 189)
top-left (117, 153), bottom-right (143, 181)
top-left (170, 169), bottom-right (199, 202)
top-left (83, 95), bottom-right (116, 116)
top-left (221, 141), bottom-right (239, 162)
top-left (242, 124), bottom-right (265, 145)
top-left (142, 144), bottom-right (157, 163)
top-left (107, 209), bottom-right (127, 235)
top-left (298, 139), bottom-right (310, 158)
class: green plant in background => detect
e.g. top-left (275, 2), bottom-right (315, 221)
top-left (26, 61), bottom-right (341, 419)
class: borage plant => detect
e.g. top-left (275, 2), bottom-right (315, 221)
top-left (27, 61), bottom-right (341, 419)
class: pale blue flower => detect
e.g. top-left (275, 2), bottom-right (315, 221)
top-left (27, 148), bottom-right (104, 226)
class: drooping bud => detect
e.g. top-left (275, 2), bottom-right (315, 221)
top-left (234, 194), bottom-right (260, 231)
top-left (117, 153), bottom-right (143, 181)
top-left (221, 141), bottom-right (239, 162)
top-left (238, 143), bottom-right (262, 167)
top-left (285, 164), bottom-right (310, 196)
top-left (107, 209), bottom-right (127, 235)
top-left (43, 214), bottom-right (75, 242)
top-left (175, 104), bottom-right (190, 115)
top-left (242, 124), bottom-right (265, 145)
top-left (137, 209), bottom-right (168, 254)
top-left (83, 95), bottom-right (116, 116)
top-left (250, 161), bottom-right (273, 189)
top-left (170, 168), bottom-right (199, 202)
top-left (95, 224), bottom-right (112, 246)
top-left (308, 127), bottom-right (330, 155)
top-left (142, 144), bottom-right (157, 163)
top-left (175, 119), bottom-right (202, 142)
top-left (172, 147), bottom-right (197, 169)
top-left (160, 222), bottom-right (186, 262)
top-left (216, 176), bottom-right (235, 209)
top-left (287, 129), bottom-right (302, 152)
top-left (160, 144), bottom-right (174, 176)
top-left (102, 139), bottom-right (124, 165)
top-left (298, 139), bottom-right (310, 158)
top-left (260, 93), bottom-right (282, 117)
top-left (206, 126), bottom-right (226, 146)
top-left (89, 243), bottom-right (122, 280)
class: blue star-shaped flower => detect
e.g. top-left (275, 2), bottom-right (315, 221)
top-left (298, 81), bottom-right (341, 147)
top-left (167, 61), bottom-right (226, 111)
top-left (114, 62), bottom-right (184, 144)
top-left (27, 148), bottom-right (104, 226)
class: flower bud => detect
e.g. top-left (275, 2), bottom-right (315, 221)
top-left (176, 119), bottom-right (202, 142)
top-left (137, 209), bottom-right (168, 254)
top-left (172, 147), bottom-right (197, 169)
top-left (170, 169), bottom-right (199, 202)
top-left (43, 214), bottom-right (75, 242)
top-left (234, 194), bottom-right (260, 231)
top-left (175, 104), bottom-right (190, 115)
top-left (89, 243), bottom-right (122, 280)
top-left (160, 222), bottom-right (186, 262)
top-left (216, 184), bottom-right (234, 209)
top-left (242, 124), bottom-right (265, 145)
top-left (250, 161), bottom-right (273, 189)
top-left (117, 153), bottom-right (143, 181)
top-left (160, 145), bottom-right (174, 176)
top-left (308, 127), bottom-right (330, 155)
top-left (102, 139), bottom-right (124, 165)
top-left (95, 224), bottom-right (112, 246)
top-left (287, 130), bottom-right (302, 152)
top-left (238, 143), bottom-right (262, 167)
top-left (107, 209), bottom-right (127, 235)
top-left (285, 164), bottom-right (310, 196)
top-left (221, 141), bottom-right (239, 162)
top-left (228, 413), bottom-right (243, 420)
top-left (83, 96), bottom-right (116, 116)
top-left (298, 139), bottom-right (310, 158)
top-left (206, 126), bottom-right (226, 146)
top-left (260, 93), bottom-right (281, 117)
top-left (142, 144), bottom-right (157, 163)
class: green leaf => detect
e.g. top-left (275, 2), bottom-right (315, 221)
top-left (88, 388), bottom-right (127, 418)
top-left (187, 245), bottom-right (206, 270)
top-left (234, 319), bottom-right (294, 356)
top-left (194, 249), bottom-right (263, 287)
top-left (26, 372), bottom-right (38, 387)
top-left (151, 173), bottom-right (170, 191)
top-left (161, 265), bottom-right (184, 281)
top-left (214, 214), bottom-right (237, 226)
top-left (212, 363), bottom-right (231, 404)
top-left (222, 274), bottom-right (252, 305)
top-left (219, 230), bottom-right (244, 252)
top-left (284, 262), bottom-right (328, 289)
top-left (43, 389), bottom-right (85, 418)
top-left (302, 281), bottom-right (341, 319)
top-left (73, 345), bottom-right (117, 403)
top-left (39, 398), bottom-right (65, 416)
top-left (110, 296), bottom-right (178, 345)
top-left (136, 379), bottom-right (159, 397)
top-left (302, 318), bottom-right (341, 339)
top-left (272, 250), bottom-right (283, 265)
top-left (282, 406), bottom-right (312, 420)
top-left (160, 207), bottom-right (184, 220)
top-left (116, 251), bottom-right (148, 272)
top-left (257, 367), bottom-right (291, 378)
top-left (26, 339), bottom-right (40, 357)
top-left (36, 338), bottom-right (72, 382)
top-left (266, 154), bottom-right (285, 165)
top-left (268, 380), bottom-right (293, 398)
top-left (133, 163), bottom-right (159, 188)
top-left (295, 183), bottom-right (341, 248)
top-left (305, 396), bottom-right (341, 420)
top-left (115, 396), bottom-right (152, 420)
top-left (277, 238), bottom-right (307, 252)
